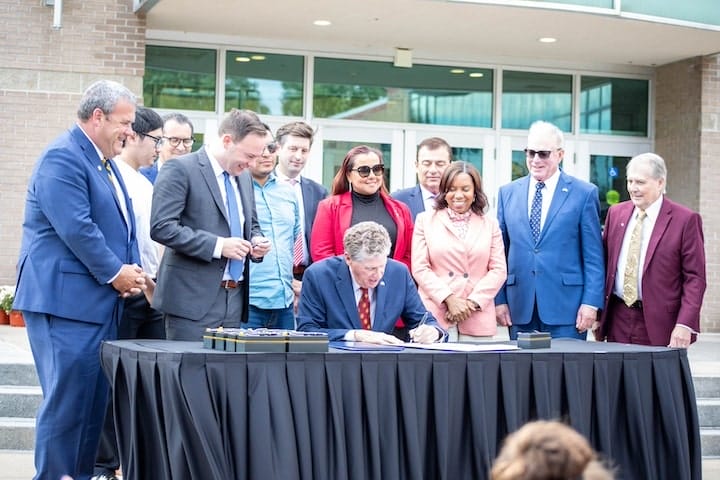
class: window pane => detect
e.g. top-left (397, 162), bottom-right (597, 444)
top-left (453, 147), bottom-right (483, 173)
top-left (502, 71), bottom-right (572, 131)
top-left (580, 77), bottom-right (648, 136)
top-left (512, 150), bottom-right (529, 180)
top-left (225, 51), bottom-right (304, 115)
top-left (590, 155), bottom-right (631, 224)
top-left (321, 141), bottom-right (392, 189)
top-left (314, 58), bottom-right (493, 127)
top-left (144, 46), bottom-right (216, 111)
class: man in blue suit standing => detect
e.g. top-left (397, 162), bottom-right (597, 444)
top-left (495, 121), bottom-right (604, 340)
top-left (393, 137), bottom-right (453, 220)
top-left (297, 221), bottom-right (445, 344)
top-left (14, 80), bottom-right (146, 480)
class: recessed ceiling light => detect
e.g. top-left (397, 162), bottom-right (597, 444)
top-left (539, 37), bottom-right (557, 43)
top-left (450, 69), bottom-right (465, 74)
top-left (313, 20), bottom-right (331, 27)
top-left (469, 72), bottom-right (484, 78)
top-left (250, 55), bottom-right (266, 61)
top-left (235, 56), bottom-right (251, 62)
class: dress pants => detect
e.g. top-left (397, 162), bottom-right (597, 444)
top-left (509, 301), bottom-right (586, 340)
top-left (24, 311), bottom-right (117, 480)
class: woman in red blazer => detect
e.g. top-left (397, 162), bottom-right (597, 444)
top-left (310, 145), bottom-right (413, 269)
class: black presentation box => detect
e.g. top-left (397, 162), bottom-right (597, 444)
top-left (517, 332), bottom-right (551, 349)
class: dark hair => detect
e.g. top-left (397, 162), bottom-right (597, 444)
top-left (217, 109), bottom-right (267, 143)
top-left (276, 121), bottom-right (314, 146)
top-left (162, 112), bottom-right (195, 134)
top-left (417, 137), bottom-right (452, 161)
top-left (132, 106), bottom-right (164, 135)
top-left (435, 161), bottom-right (487, 215)
top-left (331, 145), bottom-right (387, 196)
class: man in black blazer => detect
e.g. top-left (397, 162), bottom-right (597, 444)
top-left (392, 136), bottom-right (452, 220)
top-left (150, 109), bottom-right (271, 340)
top-left (273, 121), bottom-right (328, 307)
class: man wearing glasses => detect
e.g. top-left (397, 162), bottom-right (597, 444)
top-left (140, 112), bottom-right (195, 184)
top-left (150, 109), bottom-right (271, 340)
top-left (495, 120), bottom-right (604, 340)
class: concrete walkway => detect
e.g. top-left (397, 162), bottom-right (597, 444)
top-left (0, 325), bottom-right (718, 479)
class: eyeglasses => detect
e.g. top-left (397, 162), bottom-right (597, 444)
top-left (264, 142), bottom-right (278, 154)
top-left (141, 133), bottom-right (163, 148)
top-left (163, 136), bottom-right (195, 148)
top-left (524, 148), bottom-right (559, 160)
top-left (351, 164), bottom-right (385, 177)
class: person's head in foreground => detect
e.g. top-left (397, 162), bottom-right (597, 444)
top-left (491, 420), bottom-right (614, 480)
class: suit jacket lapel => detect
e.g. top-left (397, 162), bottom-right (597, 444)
top-left (374, 277), bottom-right (388, 328)
top-left (607, 203), bottom-right (634, 279)
top-left (336, 262), bottom-right (361, 328)
top-left (540, 173), bottom-right (571, 241)
top-left (198, 150), bottom-right (228, 224)
top-left (644, 197), bottom-right (671, 273)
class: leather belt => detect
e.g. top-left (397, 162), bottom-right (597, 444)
top-left (293, 264), bottom-right (306, 281)
top-left (220, 280), bottom-right (243, 289)
top-left (614, 294), bottom-right (642, 309)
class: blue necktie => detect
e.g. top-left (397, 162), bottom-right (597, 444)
top-left (530, 181), bottom-right (545, 243)
top-left (223, 172), bottom-right (244, 281)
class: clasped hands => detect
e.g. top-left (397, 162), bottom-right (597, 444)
top-left (112, 263), bottom-right (147, 298)
top-left (222, 235), bottom-right (271, 261)
top-left (444, 293), bottom-right (479, 324)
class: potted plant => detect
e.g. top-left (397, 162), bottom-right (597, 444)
top-left (0, 286), bottom-right (11, 325)
top-left (0, 286), bottom-right (23, 327)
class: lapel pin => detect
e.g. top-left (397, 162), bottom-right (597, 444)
top-left (562, 187), bottom-right (568, 192)
top-left (97, 166), bottom-right (102, 171)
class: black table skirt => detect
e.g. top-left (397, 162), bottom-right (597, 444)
top-left (100, 339), bottom-right (701, 480)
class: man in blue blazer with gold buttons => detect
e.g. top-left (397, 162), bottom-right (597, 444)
top-left (14, 80), bottom-right (145, 480)
top-left (495, 121), bottom-right (604, 340)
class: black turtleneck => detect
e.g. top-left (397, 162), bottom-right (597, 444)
top-left (349, 190), bottom-right (397, 258)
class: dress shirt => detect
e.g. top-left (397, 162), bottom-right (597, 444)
top-left (343, 278), bottom-right (377, 341)
top-left (419, 185), bottom-right (437, 214)
top-left (613, 195), bottom-right (662, 301)
top-left (206, 147), bottom-right (246, 280)
top-left (275, 170), bottom-right (309, 264)
top-left (249, 174), bottom-right (300, 309)
top-left (527, 169), bottom-right (560, 232)
top-left (115, 159), bottom-right (160, 277)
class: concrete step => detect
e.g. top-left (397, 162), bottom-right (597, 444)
top-left (0, 386), bottom-right (42, 418)
top-left (702, 429), bottom-right (720, 457)
top-left (694, 376), bottom-right (720, 398)
top-left (0, 417), bottom-right (35, 450)
top-left (0, 363), bottom-right (38, 387)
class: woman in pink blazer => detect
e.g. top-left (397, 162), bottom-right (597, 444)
top-left (310, 145), bottom-right (413, 269)
top-left (412, 162), bottom-right (507, 340)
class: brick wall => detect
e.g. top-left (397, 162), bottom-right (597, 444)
top-left (0, 0), bottom-right (145, 285)
top-left (656, 55), bottom-right (720, 333)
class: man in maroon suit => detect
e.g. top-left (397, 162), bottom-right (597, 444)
top-left (595, 152), bottom-right (706, 348)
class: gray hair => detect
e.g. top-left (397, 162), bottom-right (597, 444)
top-left (343, 221), bottom-right (391, 261)
top-left (528, 120), bottom-right (564, 149)
top-left (628, 152), bottom-right (667, 182)
top-left (77, 80), bottom-right (136, 121)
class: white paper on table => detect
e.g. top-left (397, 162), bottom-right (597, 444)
top-left (401, 342), bottom-right (520, 352)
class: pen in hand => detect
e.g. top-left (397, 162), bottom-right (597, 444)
top-left (410, 312), bottom-right (429, 343)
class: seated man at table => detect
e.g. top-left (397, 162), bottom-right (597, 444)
top-left (297, 221), bottom-right (445, 344)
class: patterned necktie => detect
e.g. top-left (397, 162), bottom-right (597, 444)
top-left (530, 181), bottom-right (545, 242)
top-left (287, 178), bottom-right (304, 267)
top-left (623, 210), bottom-right (647, 306)
top-left (223, 172), bottom-right (244, 281)
top-left (101, 157), bottom-right (115, 183)
top-left (358, 288), bottom-right (371, 330)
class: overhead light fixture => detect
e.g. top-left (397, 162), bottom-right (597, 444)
top-left (450, 69), bottom-right (465, 74)
top-left (235, 56), bottom-right (251, 62)
top-left (469, 72), bottom-right (484, 78)
top-left (250, 55), bottom-right (266, 61)
top-left (539, 37), bottom-right (557, 43)
top-left (313, 20), bottom-right (331, 27)
top-left (393, 48), bottom-right (412, 68)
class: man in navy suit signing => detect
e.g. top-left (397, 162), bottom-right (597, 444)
top-left (14, 80), bottom-right (146, 480)
top-left (297, 221), bottom-right (445, 344)
top-left (393, 137), bottom-right (453, 220)
top-left (495, 121), bottom-right (604, 340)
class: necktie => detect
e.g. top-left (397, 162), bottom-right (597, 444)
top-left (101, 157), bottom-right (115, 183)
top-left (530, 181), bottom-right (545, 242)
top-left (623, 210), bottom-right (647, 306)
top-left (358, 288), bottom-right (371, 330)
top-left (287, 178), bottom-right (304, 267)
top-left (223, 172), bottom-right (244, 281)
